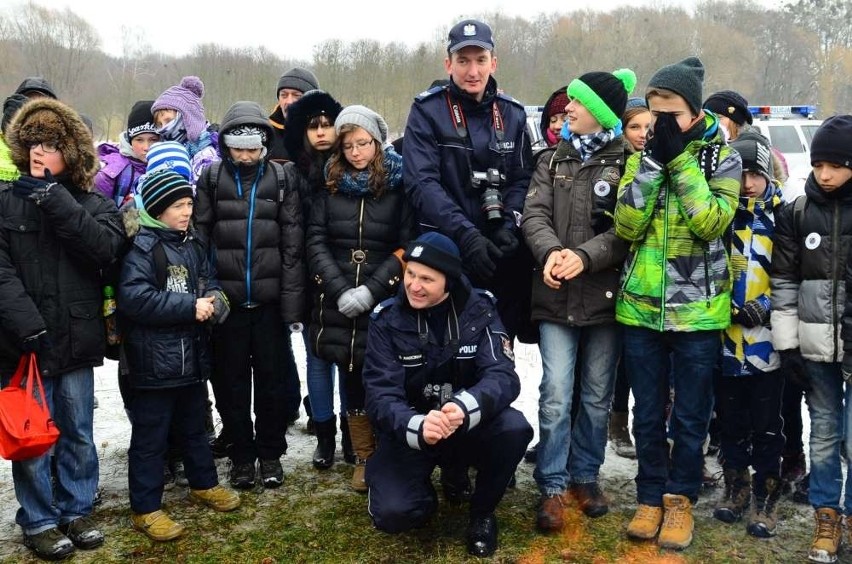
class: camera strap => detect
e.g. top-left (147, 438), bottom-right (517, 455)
top-left (445, 91), bottom-right (507, 178)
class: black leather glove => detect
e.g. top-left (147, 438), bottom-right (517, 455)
top-left (20, 330), bottom-right (50, 354)
top-left (732, 299), bottom-right (769, 328)
top-left (12, 170), bottom-right (58, 205)
top-left (779, 348), bottom-right (811, 392)
top-left (489, 228), bottom-right (519, 257)
top-left (646, 113), bottom-right (685, 165)
top-left (460, 231), bottom-right (503, 281)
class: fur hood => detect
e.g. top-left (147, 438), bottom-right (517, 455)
top-left (6, 98), bottom-right (99, 189)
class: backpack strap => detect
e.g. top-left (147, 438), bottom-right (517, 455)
top-left (698, 144), bottom-right (721, 182)
top-left (152, 241), bottom-right (168, 289)
top-left (268, 161), bottom-right (287, 203)
top-left (208, 160), bottom-right (223, 208)
top-left (792, 195), bottom-right (807, 240)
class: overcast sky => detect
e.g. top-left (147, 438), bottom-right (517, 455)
top-left (4, 0), bottom-right (779, 62)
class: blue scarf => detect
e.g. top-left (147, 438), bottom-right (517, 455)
top-left (330, 146), bottom-right (403, 197)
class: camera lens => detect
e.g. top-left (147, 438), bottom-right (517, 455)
top-left (481, 187), bottom-right (503, 223)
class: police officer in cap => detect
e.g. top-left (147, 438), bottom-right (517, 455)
top-left (362, 232), bottom-right (533, 558)
top-left (401, 19), bottom-right (535, 342)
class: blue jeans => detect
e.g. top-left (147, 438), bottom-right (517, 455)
top-left (303, 331), bottom-right (345, 423)
top-left (4, 367), bottom-right (98, 534)
top-left (533, 322), bottom-right (619, 495)
top-left (803, 360), bottom-right (852, 513)
top-left (623, 326), bottom-right (718, 505)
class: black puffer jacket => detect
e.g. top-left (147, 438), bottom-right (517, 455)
top-left (0, 181), bottom-right (126, 377)
top-left (194, 101), bottom-right (304, 323)
top-left (307, 183), bottom-right (414, 371)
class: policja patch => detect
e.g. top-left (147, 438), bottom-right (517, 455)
top-left (501, 335), bottom-right (515, 361)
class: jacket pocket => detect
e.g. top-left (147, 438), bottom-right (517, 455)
top-left (68, 301), bottom-right (102, 360)
top-left (151, 335), bottom-right (195, 380)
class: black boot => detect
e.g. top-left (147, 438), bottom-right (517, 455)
top-left (304, 396), bottom-right (315, 435)
top-left (313, 416), bottom-right (337, 470)
top-left (340, 416), bottom-right (356, 464)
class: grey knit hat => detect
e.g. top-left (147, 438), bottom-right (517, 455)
top-left (647, 57), bottom-right (705, 115)
top-left (335, 105), bottom-right (388, 144)
top-left (276, 67), bottom-right (319, 96)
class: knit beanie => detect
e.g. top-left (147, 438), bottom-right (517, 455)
top-left (2, 93), bottom-right (28, 134)
top-left (126, 100), bottom-right (157, 140)
top-left (731, 130), bottom-right (773, 182)
top-left (625, 97), bottom-right (647, 110)
top-left (703, 90), bottom-right (752, 125)
top-left (546, 91), bottom-right (569, 120)
top-left (647, 57), bottom-right (705, 115)
top-left (139, 169), bottom-right (194, 218)
top-left (145, 141), bottom-right (192, 181)
top-left (276, 67), bottom-right (320, 96)
top-left (152, 76), bottom-right (207, 142)
top-left (567, 69), bottom-right (637, 130)
top-left (403, 232), bottom-right (462, 281)
top-left (15, 76), bottom-right (57, 99)
top-left (223, 125), bottom-right (267, 150)
top-left (335, 105), bottom-right (388, 144)
top-left (810, 115), bottom-right (852, 168)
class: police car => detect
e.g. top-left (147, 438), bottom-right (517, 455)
top-left (749, 105), bottom-right (822, 200)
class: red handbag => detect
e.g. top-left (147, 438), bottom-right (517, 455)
top-left (0, 352), bottom-right (60, 461)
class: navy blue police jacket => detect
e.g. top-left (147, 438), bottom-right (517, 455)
top-left (402, 77), bottom-right (533, 242)
top-left (118, 225), bottom-right (216, 389)
top-left (363, 276), bottom-right (521, 451)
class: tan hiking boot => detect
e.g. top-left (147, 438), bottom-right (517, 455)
top-left (658, 494), bottom-right (694, 549)
top-left (189, 484), bottom-right (241, 512)
top-left (748, 475), bottom-right (781, 538)
top-left (347, 411), bottom-right (375, 493)
top-left (131, 510), bottom-right (185, 542)
top-left (809, 507), bottom-right (841, 563)
top-left (626, 504), bottom-right (664, 540)
top-left (536, 493), bottom-right (566, 533)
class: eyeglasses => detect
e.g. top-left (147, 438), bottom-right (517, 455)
top-left (342, 139), bottom-right (374, 154)
top-left (29, 141), bottom-right (59, 153)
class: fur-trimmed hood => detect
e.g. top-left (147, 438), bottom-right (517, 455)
top-left (6, 98), bottom-right (99, 189)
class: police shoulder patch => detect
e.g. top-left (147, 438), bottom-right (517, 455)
top-left (477, 289), bottom-right (498, 304)
top-left (496, 92), bottom-right (524, 109)
top-left (370, 297), bottom-right (396, 319)
top-left (414, 85), bottom-right (447, 103)
top-left (500, 334), bottom-right (515, 361)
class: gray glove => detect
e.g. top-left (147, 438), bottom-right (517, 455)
top-left (350, 285), bottom-right (374, 314)
top-left (204, 290), bottom-right (230, 325)
top-left (337, 288), bottom-right (360, 318)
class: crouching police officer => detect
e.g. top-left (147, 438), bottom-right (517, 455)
top-left (363, 232), bottom-right (533, 558)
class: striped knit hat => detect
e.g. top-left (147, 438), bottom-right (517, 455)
top-left (567, 69), bottom-right (637, 130)
top-left (140, 169), bottom-right (193, 218)
top-left (145, 141), bottom-right (192, 181)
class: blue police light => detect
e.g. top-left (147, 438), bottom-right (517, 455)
top-left (747, 105), bottom-right (817, 119)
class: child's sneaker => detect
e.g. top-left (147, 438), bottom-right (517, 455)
top-left (229, 461), bottom-right (256, 490)
top-left (189, 485), bottom-right (241, 512)
top-left (22, 527), bottom-right (75, 560)
top-left (259, 458), bottom-right (284, 488)
top-left (131, 510), bottom-right (185, 542)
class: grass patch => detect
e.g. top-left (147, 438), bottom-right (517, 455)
top-left (0, 457), bottom-right (816, 563)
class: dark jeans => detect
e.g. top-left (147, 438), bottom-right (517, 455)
top-left (781, 365), bottom-right (806, 456)
top-left (128, 383), bottom-right (217, 513)
top-left (366, 407), bottom-right (532, 532)
top-left (339, 365), bottom-right (366, 412)
top-left (612, 357), bottom-right (630, 413)
top-left (622, 325), bottom-right (718, 505)
top-left (716, 372), bottom-right (785, 486)
top-left (211, 304), bottom-right (288, 464)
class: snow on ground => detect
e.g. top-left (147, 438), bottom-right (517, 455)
top-left (0, 338), bottom-right (809, 558)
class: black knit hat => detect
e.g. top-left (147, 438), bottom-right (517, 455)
top-left (647, 57), bottom-right (705, 115)
top-left (2, 93), bottom-right (27, 134)
top-left (15, 76), bottom-right (57, 99)
top-left (403, 232), bottom-right (462, 281)
top-left (126, 100), bottom-right (157, 139)
top-left (731, 130), bottom-right (773, 182)
top-left (568, 69), bottom-right (637, 130)
top-left (703, 90), bottom-right (752, 125)
top-left (276, 67), bottom-right (319, 96)
top-left (140, 169), bottom-right (194, 218)
top-left (810, 115), bottom-right (852, 168)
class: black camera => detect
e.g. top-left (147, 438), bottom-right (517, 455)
top-left (423, 382), bottom-right (454, 411)
top-left (471, 168), bottom-right (505, 224)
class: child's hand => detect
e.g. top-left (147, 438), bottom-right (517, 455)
top-left (195, 295), bottom-right (215, 322)
top-left (647, 112), bottom-right (685, 165)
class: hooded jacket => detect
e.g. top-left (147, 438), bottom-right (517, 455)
top-left (0, 98), bottom-right (127, 377)
top-left (93, 139), bottom-right (146, 205)
top-left (268, 104), bottom-right (289, 163)
top-left (773, 175), bottom-right (852, 362)
top-left (614, 111), bottom-right (742, 331)
top-left (194, 101), bottom-right (304, 323)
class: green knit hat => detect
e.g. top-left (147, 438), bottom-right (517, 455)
top-left (567, 68), bottom-right (637, 130)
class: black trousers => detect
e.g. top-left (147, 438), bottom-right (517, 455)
top-left (210, 304), bottom-right (288, 464)
top-left (366, 407), bottom-right (532, 533)
top-left (128, 383), bottom-right (217, 513)
top-left (717, 372), bottom-right (785, 485)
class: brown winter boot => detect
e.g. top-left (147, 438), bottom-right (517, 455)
top-left (346, 410), bottom-right (375, 493)
top-left (713, 468), bottom-right (751, 523)
top-left (809, 507), bottom-right (841, 563)
top-left (748, 475), bottom-right (781, 538)
top-left (609, 411), bottom-right (636, 459)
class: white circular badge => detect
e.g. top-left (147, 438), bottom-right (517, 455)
top-left (805, 232), bottom-right (821, 250)
top-left (593, 180), bottom-right (611, 197)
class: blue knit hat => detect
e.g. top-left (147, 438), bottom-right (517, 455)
top-left (145, 141), bottom-right (192, 181)
top-left (403, 232), bottom-right (462, 280)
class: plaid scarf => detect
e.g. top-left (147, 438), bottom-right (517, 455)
top-left (569, 129), bottom-right (616, 162)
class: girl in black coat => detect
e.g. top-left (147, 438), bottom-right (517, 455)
top-left (307, 105), bottom-right (414, 491)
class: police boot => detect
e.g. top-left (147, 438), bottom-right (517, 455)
top-left (609, 411), bottom-right (636, 459)
top-left (340, 415), bottom-right (356, 464)
top-left (312, 416), bottom-right (337, 470)
top-left (347, 410), bottom-right (375, 493)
